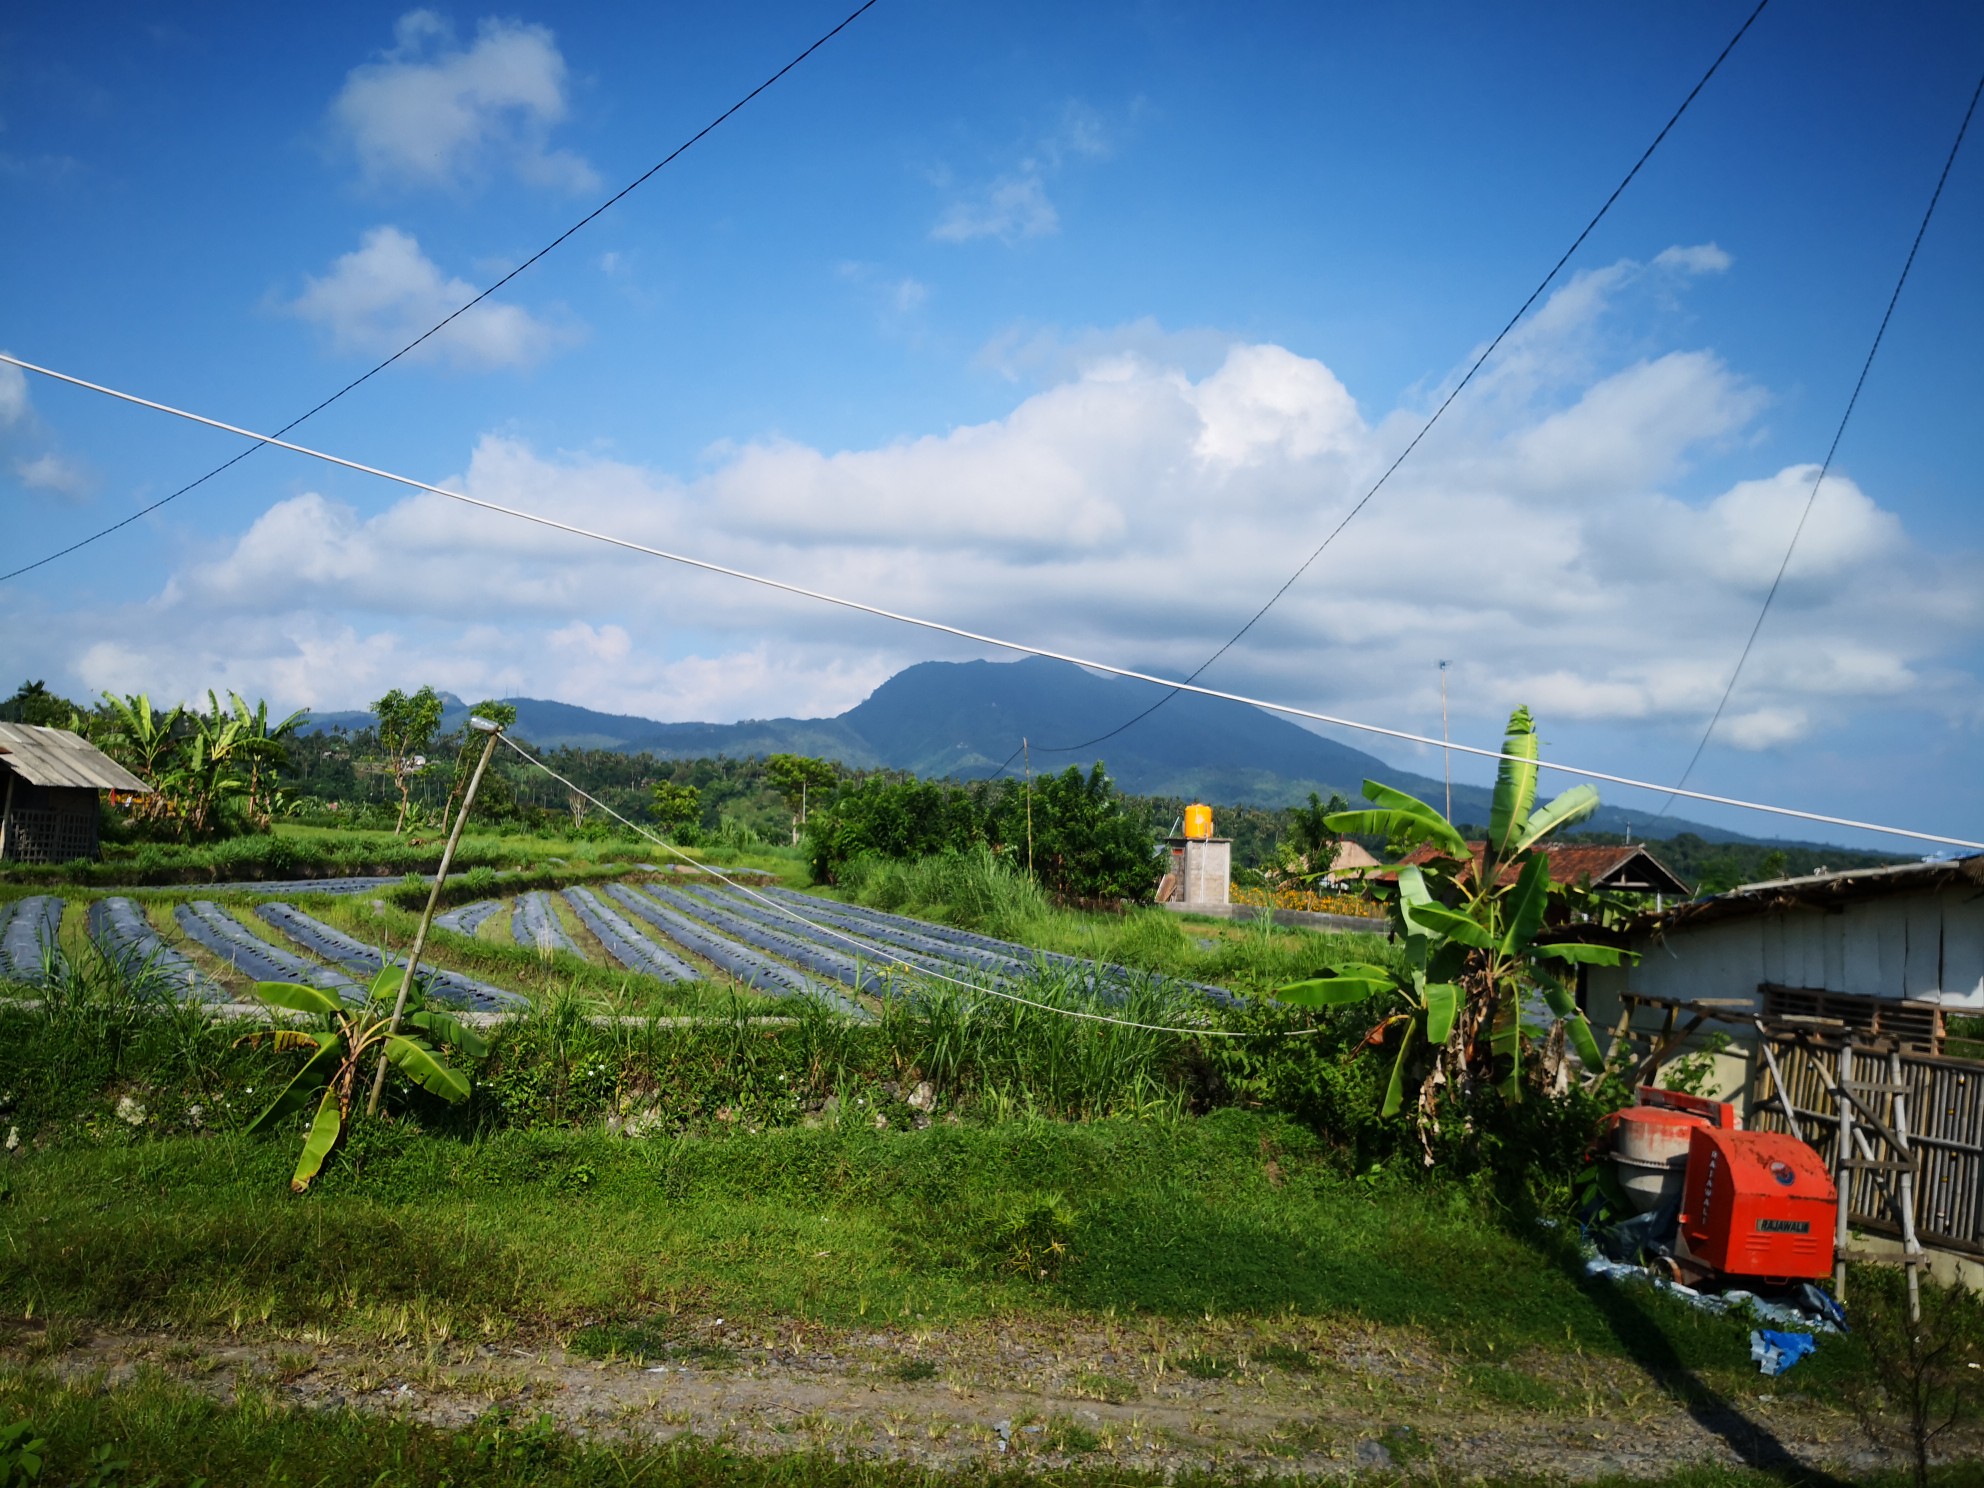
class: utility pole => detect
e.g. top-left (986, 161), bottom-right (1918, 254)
top-left (367, 714), bottom-right (503, 1116)
top-left (1438, 661), bottom-right (1452, 823)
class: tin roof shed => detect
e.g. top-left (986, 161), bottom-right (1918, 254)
top-left (0, 723), bottom-right (150, 792)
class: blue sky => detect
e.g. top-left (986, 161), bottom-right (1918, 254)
top-left (2, 1), bottom-right (1980, 849)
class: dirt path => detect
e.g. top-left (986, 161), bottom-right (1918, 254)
top-left (6, 1314), bottom-right (1948, 1480)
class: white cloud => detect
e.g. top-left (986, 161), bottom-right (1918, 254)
top-left (32, 249), bottom-right (1984, 772)
top-left (330, 10), bottom-right (598, 193)
top-left (15, 452), bottom-right (89, 500)
top-left (932, 174), bottom-right (1059, 244)
top-left (0, 361), bottom-right (27, 426)
top-left (284, 226), bottom-right (579, 369)
top-left (931, 99), bottom-right (1125, 245)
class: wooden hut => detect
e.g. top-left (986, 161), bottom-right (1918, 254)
top-left (0, 723), bottom-right (150, 864)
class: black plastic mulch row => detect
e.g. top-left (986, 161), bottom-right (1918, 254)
top-left (643, 884), bottom-right (896, 1003)
top-left (174, 901), bottom-right (362, 1001)
top-left (560, 888), bottom-right (699, 983)
top-left (436, 899), bottom-right (501, 936)
top-left (254, 903), bottom-right (526, 1013)
top-left (0, 895), bottom-right (63, 984)
top-left (513, 891), bottom-right (577, 957)
top-left (704, 887), bottom-right (1023, 982)
top-left (692, 886), bottom-right (1006, 992)
top-left (88, 897), bottom-right (221, 1003)
top-left (760, 887), bottom-right (1240, 1008)
top-left (603, 884), bottom-right (862, 1017)
top-left (199, 876), bottom-right (417, 896)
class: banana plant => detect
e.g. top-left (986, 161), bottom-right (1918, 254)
top-left (235, 965), bottom-right (487, 1191)
top-left (1275, 707), bottom-right (1632, 1129)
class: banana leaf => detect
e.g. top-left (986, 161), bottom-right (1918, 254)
top-left (290, 1085), bottom-right (344, 1192)
top-left (366, 964), bottom-right (405, 1004)
top-left (1537, 977), bottom-right (1605, 1069)
top-left (1533, 942), bottom-right (1632, 966)
top-left (1328, 781), bottom-right (1468, 857)
top-left (1499, 852), bottom-right (1551, 954)
top-left (1513, 784), bottom-right (1601, 855)
top-left (1381, 1017), bottom-right (1419, 1118)
top-left (385, 1035), bottom-right (471, 1103)
top-left (1487, 707), bottom-right (1538, 863)
top-left (251, 980), bottom-right (344, 1016)
top-left (244, 1032), bottom-right (343, 1134)
top-left (1275, 973), bottom-right (1396, 1007)
top-left (407, 1008), bottom-right (491, 1059)
top-left (1423, 982), bottom-right (1461, 1045)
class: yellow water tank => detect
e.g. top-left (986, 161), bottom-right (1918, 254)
top-left (1184, 803), bottom-right (1213, 840)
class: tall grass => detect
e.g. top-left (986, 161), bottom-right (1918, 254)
top-left (839, 845), bottom-right (1053, 938)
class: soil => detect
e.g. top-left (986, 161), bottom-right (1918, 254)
top-left (6, 1313), bottom-right (1962, 1480)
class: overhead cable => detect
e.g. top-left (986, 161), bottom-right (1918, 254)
top-left (987, 0), bottom-right (1774, 778)
top-left (497, 734), bottom-right (1262, 1037)
top-left (4, 349), bottom-right (1977, 853)
top-left (1655, 66), bottom-right (1984, 814)
top-left (0, 0), bottom-right (881, 586)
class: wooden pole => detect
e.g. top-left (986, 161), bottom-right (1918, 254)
top-left (366, 723), bottom-right (502, 1116)
top-left (1024, 737), bottom-right (1033, 878)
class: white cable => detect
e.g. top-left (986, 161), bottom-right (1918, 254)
top-left (5, 349), bottom-right (1979, 853)
top-left (496, 733), bottom-right (1281, 1038)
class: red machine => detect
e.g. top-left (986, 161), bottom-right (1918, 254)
top-left (1606, 1087), bottom-right (1837, 1285)
top-left (1676, 1125), bottom-right (1836, 1283)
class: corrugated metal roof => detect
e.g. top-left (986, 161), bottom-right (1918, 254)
top-left (1647, 854), bottom-right (1984, 931)
top-left (0, 723), bottom-right (152, 792)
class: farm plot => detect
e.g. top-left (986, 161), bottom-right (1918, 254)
top-left (559, 887), bottom-right (699, 983)
top-left (704, 886), bottom-right (1023, 982)
top-left (173, 901), bottom-right (362, 1001)
top-left (254, 903), bottom-right (526, 1013)
top-left (87, 897), bottom-right (221, 1003)
top-left (435, 899), bottom-right (500, 936)
top-left (642, 884), bottom-right (892, 1005)
top-left (760, 886), bottom-right (1239, 1006)
top-left (602, 884), bottom-right (859, 1014)
top-left (0, 895), bottom-right (64, 984)
top-left (512, 891), bottom-right (577, 957)
top-left (687, 885), bottom-right (999, 991)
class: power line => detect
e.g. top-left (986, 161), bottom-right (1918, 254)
top-left (0, 0), bottom-right (881, 586)
top-left (5, 347), bottom-right (1978, 852)
top-left (985, 0), bottom-right (1773, 779)
top-left (497, 733), bottom-right (1262, 1037)
top-left (1656, 66), bottom-right (1984, 814)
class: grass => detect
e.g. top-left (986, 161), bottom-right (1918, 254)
top-left (0, 1111), bottom-right (1754, 1365)
top-left (3, 1366), bottom-right (1962, 1488)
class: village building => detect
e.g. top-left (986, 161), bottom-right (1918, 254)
top-left (1586, 856), bottom-right (1984, 1268)
top-left (0, 722), bottom-right (150, 864)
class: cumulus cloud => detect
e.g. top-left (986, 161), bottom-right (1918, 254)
top-left (33, 250), bottom-right (1984, 771)
top-left (330, 10), bottom-right (598, 193)
top-left (284, 226), bottom-right (579, 369)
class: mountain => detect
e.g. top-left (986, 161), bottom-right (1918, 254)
top-left (302, 658), bottom-right (1763, 843)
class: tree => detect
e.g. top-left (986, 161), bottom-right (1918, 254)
top-left (1275, 708), bottom-right (1631, 1142)
top-left (650, 781), bottom-right (702, 841)
top-left (0, 679), bottom-right (79, 727)
top-left (235, 966), bottom-right (486, 1191)
top-left (765, 753), bottom-right (839, 844)
top-left (1278, 790), bottom-right (1350, 884)
top-left (994, 763), bottom-right (1158, 903)
top-left (438, 699), bottom-right (517, 833)
top-left (223, 691), bottom-right (308, 827)
top-left (98, 692), bottom-right (186, 827)
top-left (372, 685), bottom-right (444, 834)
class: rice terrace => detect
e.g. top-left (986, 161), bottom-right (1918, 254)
top-left (4, 5), bottom-right (1984, 1488)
